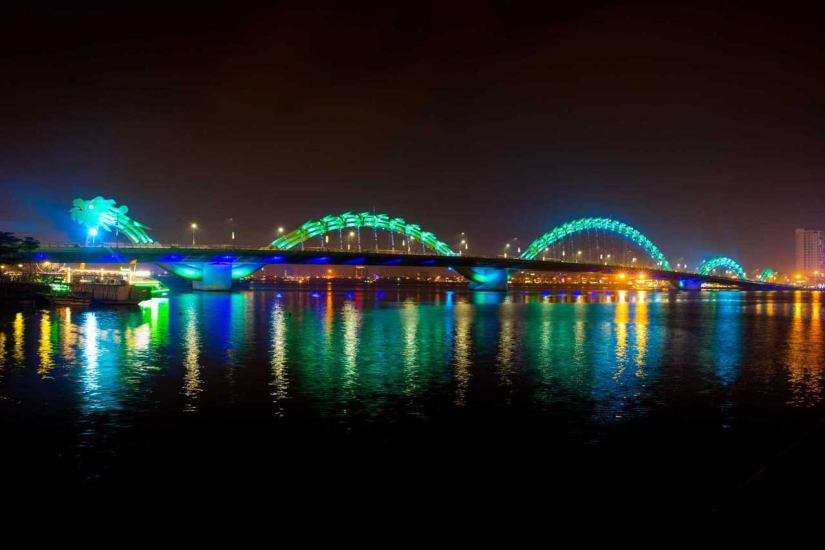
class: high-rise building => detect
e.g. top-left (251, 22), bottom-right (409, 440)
top-left (795, 228), bottom-right (824, 274)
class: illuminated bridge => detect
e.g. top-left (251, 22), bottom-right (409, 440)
top-left (35, 198), bottom-right (794, 291)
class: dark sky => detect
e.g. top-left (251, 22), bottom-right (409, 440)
top-left (1, 2), bottom-right (823, 272)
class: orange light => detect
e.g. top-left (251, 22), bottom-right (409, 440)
top-left (618, 273), bottom-right (626, 280)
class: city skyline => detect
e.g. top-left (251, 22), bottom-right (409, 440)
top-left (2, 3), bottom-right (824, 272)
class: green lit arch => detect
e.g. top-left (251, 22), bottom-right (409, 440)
top-left (269, 212), bottom-right (457, 255)
top-left (521, 217), bottom-right (671, 270)
top-left (698, 257), bottom-right (747, 280)
top-left (758, 268), bottom-right (775, 282)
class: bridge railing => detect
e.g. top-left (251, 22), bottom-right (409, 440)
top-left (40, 242), bottom-right (271, 250)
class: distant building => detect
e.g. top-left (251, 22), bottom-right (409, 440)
top-left (354, 266), bottom-right (366, 279)
top-left (795, 228), bottom-right (825, 274)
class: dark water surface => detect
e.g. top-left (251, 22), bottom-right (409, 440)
top-left (2, 287), bottom-right (824, 518)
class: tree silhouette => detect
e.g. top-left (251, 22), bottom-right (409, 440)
top-left (0, 231), bottom-right (20, 260)
top-left (19, 237), bottom-right (40, 281)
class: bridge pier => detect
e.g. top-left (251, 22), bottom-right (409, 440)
top-left (677, 278), bottom-right (704, 290)
top-left (192, 263), bottom-right (233, 291)
top-left (453, 266), bottom-right (511, 291)
top-left (157, 262), bottom-right (264, 291)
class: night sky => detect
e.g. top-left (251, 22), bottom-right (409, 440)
top-left (1, 2), bottom-right (823, 272)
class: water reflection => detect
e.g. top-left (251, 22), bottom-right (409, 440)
top-left (181, 302), bottom-right (203, 412)
top-left (270, 301), bottom-right (289, 407)
top-left (453, 303), bottom-right (472, 406)
top-left (3, 288), bottom-right (825, 488)
top-left (81, 312), bottom-right (101, 410)
top-left (786, 292), bottom-right (823, 406)
top-left (712, 293), bottom-right (742, 385)
top-left (341, 299), bottom-right (360, 396)
top-left (0, 331), bottom-right (6, 373)
top-left (13, 312), bottom-right (24, 365)
top-left (401, 301), bottom-right (420, 396)
top-left (38, 311), bottom-right (54, 377)
top-left (496, 302), bottom-right (517, 397)
top-left (635, 295), bottom-right (648, 376)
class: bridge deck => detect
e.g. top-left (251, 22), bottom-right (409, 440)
top-left (34, 244), bottom-right (798, 290)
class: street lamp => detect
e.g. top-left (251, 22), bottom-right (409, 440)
top-left (191, 223), bottom-right (197, 246)
top-left (88, 227), bottom-right (98, 246)
top-left (504, 243), bottom-right (510, 258)
top-left (348, 230), bottom-right (355, 251)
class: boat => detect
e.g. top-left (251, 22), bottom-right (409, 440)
top-left (51, 267), bottom-right (170, 302)
top-left (37, 289), bottom-right (93, 307)
top-left (129, 275), bottom-right (170, 298)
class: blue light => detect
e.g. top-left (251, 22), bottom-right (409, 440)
top-left (345, 291), bottom-right (355, 298)
top-left (263, 256), bottom-right (285, 263)
top-left (383, 258), bottom-right (402, 265)
top-left (377, 291), bottom-right (385, 298)
top-left (306, 257), bottom-right (330, 264)
top-left (275, 293), bottom-right (282, 298)
top-left (421, 259), bottom-right (435, 265)
top-left (344, 257), bottom-right (366, 265)
top-left (310, 292), bottom-right (323, 298)
top-left (541, 290), bottom-right (550, 296)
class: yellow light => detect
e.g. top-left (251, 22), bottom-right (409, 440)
top-left (618, 273), bottom-right (626, 280)
top-left (191, 223), bottom-right (197, 229)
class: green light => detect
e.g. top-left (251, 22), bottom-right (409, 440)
top-left (520, 217), bottom-right (672, 270)
top-left (698, 257), bottom-right (748, 280)
top-left (269, 211), bottom-right (457, 255)
top-left (70, 197), bottom-right (155, 244)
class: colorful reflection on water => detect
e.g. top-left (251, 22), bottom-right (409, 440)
top-left (1, 288), bottom-right (824, 511)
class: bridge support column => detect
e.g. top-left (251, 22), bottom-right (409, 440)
top-left (453, 266), bottom-right (511, 291)
top-left (193, 263), bottom-right (233, 291)
top-left (677, 278), bottom-right (703, 290)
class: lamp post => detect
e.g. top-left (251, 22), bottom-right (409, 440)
top-left (191, 223), bottom-right (197, 246)
top-left (348, 230), bottom-right (355, 251)
top-left (88, 227), bottom-right (98, 246)
top-left (458, 232), bottom-right (469, 256)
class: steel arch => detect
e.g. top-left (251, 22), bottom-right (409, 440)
top-left (698, 257), bottom-right (747, 279)
top-left (268, 211), bottom-right (457, 255)
top-left (521, 217), bottom-right (671, 270)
